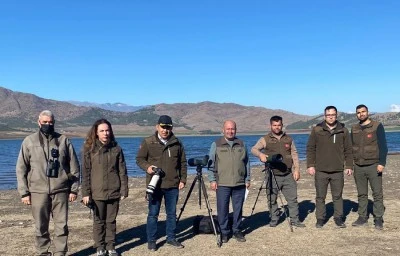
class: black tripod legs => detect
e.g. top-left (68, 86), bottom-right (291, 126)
top-left (200, 178), bottom-right (222, 247)
top-left (176, 170), bottom-right (221, 247)
top-left (177, 176), bottom-right (198, 223)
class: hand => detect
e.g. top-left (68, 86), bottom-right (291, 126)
top-left (293, 171), bottom-right (300, 181)
top-left (178, 182), bottom-right (185, 190)
top-left (147, 165), bottom-right (156, 175)
top-left (259, 153), bottom-right (267, 163)
top-left (210, 181), bottom-right (218, 191)
top-left (121, 196), bottom-right (126, 200)
top-left (82, 196), bottom-right (90, 205)
top-left (21, 195), bottom-right (31, 205)
top-left (246, 182), bottom-right (250, 189)
top-left (345, 169), bottom-right (353, 176)
top-left (69, 193), bottom-right (77, 202)
top-left (307, 167), bottom-right (316, 176)
top-left (377, 165), bottom-right (385, 173)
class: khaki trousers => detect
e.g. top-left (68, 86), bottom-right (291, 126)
top-left (31, 192), bottom-right (69, 256)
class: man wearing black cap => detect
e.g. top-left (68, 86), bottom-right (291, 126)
top-left (136, 115), bottom-right (187, 251)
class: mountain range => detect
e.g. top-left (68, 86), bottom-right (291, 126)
top-left (0, 86), bottom-right (399, 138)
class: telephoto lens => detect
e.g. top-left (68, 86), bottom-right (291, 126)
top-left (146, 167), bottom-right (165, 199)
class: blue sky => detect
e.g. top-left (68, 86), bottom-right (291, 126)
top-left (1, 1), bottom-right (399, 115)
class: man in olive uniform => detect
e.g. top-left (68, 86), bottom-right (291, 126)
top-left (351, 104), bottom-right (388, 230)
top-left (251, 115), bottom-right (305, 228)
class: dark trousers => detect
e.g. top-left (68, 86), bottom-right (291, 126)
top-left (315, 171), bottom-right (344, 220)
top-left (31, 192), bottom-right (69, 256)
top-left (92, 199), bottom-right (120, 251)
top-left (354, 163), bottom-right (384, 218)
top-left (216, 185), bottom-right (245, 235)
top-left (147, 188), bottom-right (179, 242)
top-left (266, 172), bottom-right (299, 221)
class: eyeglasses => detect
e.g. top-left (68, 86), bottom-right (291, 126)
top-left (325, 114), bottom-right (337, 117)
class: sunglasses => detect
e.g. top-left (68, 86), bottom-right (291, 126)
top-left (159, 125), bottom-right (172, 130)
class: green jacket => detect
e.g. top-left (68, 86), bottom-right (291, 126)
top-left (136, 132), bottom-right (187, 189)
top-left (208, 137), bottom-right (250, 186)
top-left (306, 122), bottom-right (353, 172)
top-left (16, 131), bottom-right (80, 197)
top-left (82, 140), bottom-right (128, 200)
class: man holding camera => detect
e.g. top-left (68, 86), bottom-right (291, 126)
top-left (16, 110), bottom-right (80, 256)
top-left (208, 120), bottom-right (250, 243)
top-left (136, 115), bottom-right (187, 251)
top-left (251, 115), bottom-right (305, 228)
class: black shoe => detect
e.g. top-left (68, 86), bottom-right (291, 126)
top-left (269, 219), bottom-right (279, 227)
top-left (148, 241), bottom-right (157, 251)
top-left (166, 239), bottom-right (184, 249)
top-left (352, 216), bottom-right (368, 227)
top-left (374, 218), bottom-right (383, 230)
top-left (291, 219), bottom-right (306, 228)
top-left (334, 218), bottom-right (346, 228)
top-left (221, 234), bottom-right (229, 243)
top-left (316, 219), bottom-right (324, 228)
top-left (233, 231), bottom-right (246, 242)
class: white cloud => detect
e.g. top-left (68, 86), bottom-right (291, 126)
top-left (390, 104), bottom-right (400, 112)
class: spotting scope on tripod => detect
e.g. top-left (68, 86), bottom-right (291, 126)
top-left (249, 154), bottom-right (293, 232)
top-left (176, 155), bottom-right (222, 247)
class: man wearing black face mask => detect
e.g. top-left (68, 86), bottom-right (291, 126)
top-left (16, 110), bottom-right (80, 256)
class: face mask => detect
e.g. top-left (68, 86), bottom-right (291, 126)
top-left (40, 124), bottom-right (54, 135)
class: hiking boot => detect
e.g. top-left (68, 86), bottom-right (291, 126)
top-left (291, 219), bottom-right (306, 228)
top-left (374, 218), bottom-right (383, 230)
top-left (233, 231), bottom-right (246, 242)
top-left (269, 219), bottom-right (279, 227)
top-left (352, 216), bottom-right (368, 227)
top-left (316, 219), bottom-right (324, 228)
top-left (108, 249), bottom-right (119, 256)
top-left (221, 234), bottom-right (229, 243)
top-left (166, 239), bottom-right (184, 249)
top-left (148, 241), bottom-right (157, 251)
top-left (96, 249), bottom-right (107, 256)
top-left (334, 218), bottom-right (346, 228)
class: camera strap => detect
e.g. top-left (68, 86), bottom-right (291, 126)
top-left (38, 132), bottom-right (59, 162)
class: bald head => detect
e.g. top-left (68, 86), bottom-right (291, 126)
top-left (223, 120), bottom-right (237, 141)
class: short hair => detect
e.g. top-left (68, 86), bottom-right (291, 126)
top-left (38, 110), bottom-right (54, 120)
top-left (270, 115), bottom-right (283, 124)
top-left (356, 104), bottom-right (368, 111)
top-left (324, 105), bottom-right (337, 113)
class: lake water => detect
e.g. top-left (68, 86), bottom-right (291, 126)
top-left (1, 132), bottom-right (399, 190)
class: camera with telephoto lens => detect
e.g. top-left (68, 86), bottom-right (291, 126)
top-left (46, 148), bottom-right (60, 178)
top-left (146, 167), bottom-right (165, 197)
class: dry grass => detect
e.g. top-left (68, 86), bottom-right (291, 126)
top-left (1, 155), bottom-right (400, 256)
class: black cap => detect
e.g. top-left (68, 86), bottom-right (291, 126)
top-left (158, 115), bottom-right (173, 126)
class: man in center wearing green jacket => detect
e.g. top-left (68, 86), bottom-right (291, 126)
top-left (306, 106), bottom-right (353, 228)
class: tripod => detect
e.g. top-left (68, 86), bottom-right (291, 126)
top-left (250, 163), bottom-right (293, 232)
top-left (176, 164), bottom-right (222, 247)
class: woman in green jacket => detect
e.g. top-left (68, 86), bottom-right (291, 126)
top-left (81, 119), bottom-right (128, 256)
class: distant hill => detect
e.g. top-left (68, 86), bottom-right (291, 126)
top-left (0, 86), bottom-right (399, 138)
top-left (68, 101), bottom-right (146, 112)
